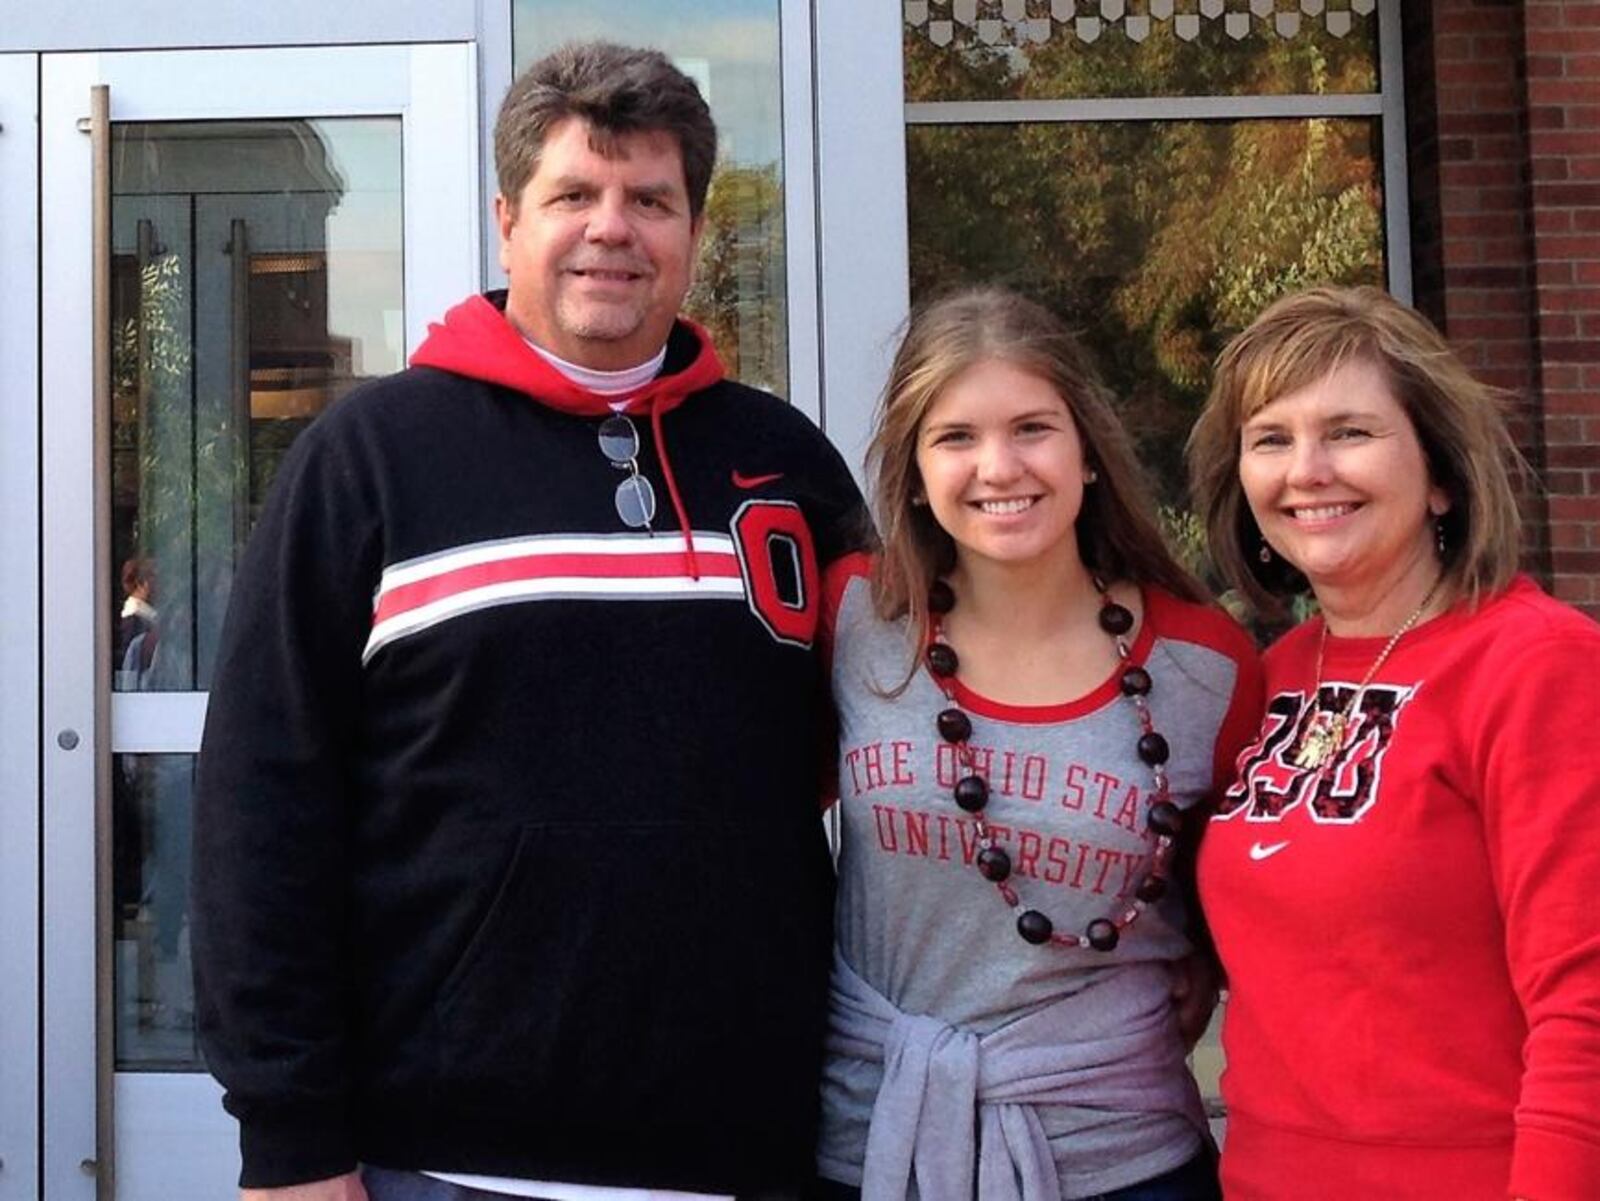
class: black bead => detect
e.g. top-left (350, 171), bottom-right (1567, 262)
top-left (1086, 918), bottom-right (1120, 952)
top-left (936, 707), bottom-right (973, 743)
top-left (1017, 910), bottom-right (1053, 944)
top-left (1119, 666), bottom-right (1152, 696)
top-left (1135, 874), bottom-right (1168, 903)
top-left (1136, 731), bottom-right (1170, 765)
top-left (937, 708), bottom-right (972, 743)
top-left (977, 846), bottom-right (1012, 881)
top-left (926, 642), bottom-right (958, 677)
top-left (928, 579), bottom-right (955, 613)
top-left (954, 774), bottom-right (989, 813)
top-left (1098, 602), bottom-right (1134, 636)
top-left (1147, 800), bottom-right (1184, 837)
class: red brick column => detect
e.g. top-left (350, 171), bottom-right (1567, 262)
top-left (1406, 0), bottom-right (1600, 617)
top-left (1525, 1), bottom-right (1600, 615)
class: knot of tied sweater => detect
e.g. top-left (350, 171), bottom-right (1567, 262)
top-left (825, 953), bottom-right (1207, 1201)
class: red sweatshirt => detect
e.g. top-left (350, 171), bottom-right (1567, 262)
top-left (1199, 577), bottom-right (1600, 1201)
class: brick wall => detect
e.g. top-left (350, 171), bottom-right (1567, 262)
top-left (1525, 1), bottom-right (1600, 613)
top-left (1407, 0), bottom-right (1600, 617)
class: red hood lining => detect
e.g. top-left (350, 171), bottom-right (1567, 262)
top-left (409, 292), bottom-right (728, 577)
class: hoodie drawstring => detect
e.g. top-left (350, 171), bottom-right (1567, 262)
top-left (649, 402), bottom-right (700, 581)
top-left (409, 296), bottom-right (726, 583)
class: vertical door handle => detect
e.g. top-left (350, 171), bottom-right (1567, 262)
top-left (229, 218), bottom-right (252, 557)
top-left (87, 81), bottom-right (117, 1201)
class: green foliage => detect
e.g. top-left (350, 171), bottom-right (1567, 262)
top-left (1158, 503), bottom-right (1210, 580)
top-left (112, 250), bottom-right (201, 586)
top-left (687, 161), bottom-right (787, 396)
top-left (112, 254), bottom-right (191, 403)
top-left (904, 15), bottom-right (1387, 515)
top-left (904, 9), bottom-right (1385, 644)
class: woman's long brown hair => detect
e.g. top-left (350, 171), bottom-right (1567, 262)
top-left (868, 287), bottom-right (1207, 691)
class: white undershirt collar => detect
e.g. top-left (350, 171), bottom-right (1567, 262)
top-left (524, 338), bottom-right (668, 410)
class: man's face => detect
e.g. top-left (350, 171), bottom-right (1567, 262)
top-left (497, 116), bottom-right (704, 370)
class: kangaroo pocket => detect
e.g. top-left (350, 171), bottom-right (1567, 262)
top-left (428, 818), bottom-right (833, 1141)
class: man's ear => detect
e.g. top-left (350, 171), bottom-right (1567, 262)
top-left (494, 193), bottom-right (517, 272)
top-left (686, 212), bottom-right (707, 282)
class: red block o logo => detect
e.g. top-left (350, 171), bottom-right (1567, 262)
top-left (731, 499), bottom-right (819, 647)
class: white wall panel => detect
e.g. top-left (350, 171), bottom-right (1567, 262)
top-left (0, 51), bottom-right (41, 1201)
top-left (813, 2), bottom-right (909, 484)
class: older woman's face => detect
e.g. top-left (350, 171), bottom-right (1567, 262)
top-left (1238, 358), bottom-right (1448, 601)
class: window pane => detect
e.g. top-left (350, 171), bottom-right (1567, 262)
top-left (110, 119), bottom-right (404, 692)
top-left (512, 1), bottom-right (788, 395)
top-left (905, 1), bottom-right (1379, 102)
top-left (114, 754), bottom-right (200, 1070)
top-left (907, 117), bottom-right (1386, 512)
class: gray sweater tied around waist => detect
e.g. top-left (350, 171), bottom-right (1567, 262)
top-left (822, 951), bottom-right (1207, 1201)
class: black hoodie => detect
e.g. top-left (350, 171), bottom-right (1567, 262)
top-left (193, 293), bottom-right (869, 1191)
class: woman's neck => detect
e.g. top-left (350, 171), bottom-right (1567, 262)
top-left (937, 552), bottom-right (1129, 706)
top-left (1316, 536), bottom-right (1448, 638)
top-left (947, 553), bottom-right (1099, 642)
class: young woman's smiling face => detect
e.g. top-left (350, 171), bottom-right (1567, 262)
top-left (915, 358), bottom-right (1090, 576)
top-left (1239, 357), bottom-right (1448, 604)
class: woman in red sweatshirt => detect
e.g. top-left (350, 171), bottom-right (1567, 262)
top-left (1186, 285), bottom-right (1600, 1201)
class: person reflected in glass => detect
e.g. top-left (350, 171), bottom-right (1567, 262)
top-left (1187, 285), bottom-right (1600, 1201)
top-left (117, 555), bottom-right (159, 687)
top-left (815, 288), bottom-right (1264, 1201)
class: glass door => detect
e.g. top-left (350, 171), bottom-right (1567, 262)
top-left (41, 45), bottom-right (480, 1200)
top-left (0, 51), bottom-right (41, 1201)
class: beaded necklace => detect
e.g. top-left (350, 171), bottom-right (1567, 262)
top-left (924, 576), bottom-right (1183, 951)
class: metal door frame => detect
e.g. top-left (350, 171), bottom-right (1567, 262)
top-left (40, 43), bottom-right (481, 1199)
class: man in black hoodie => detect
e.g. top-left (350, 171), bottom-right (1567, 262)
top-left (194, 42), bottom-right (866, 1201)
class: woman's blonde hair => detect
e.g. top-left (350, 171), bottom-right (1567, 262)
top-left (868, 287), bottom-right (1205, 680)
top-left (1187, 285), bottom-right (1526, 618)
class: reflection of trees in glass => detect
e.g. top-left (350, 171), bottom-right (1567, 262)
top-left (1118, 118), bottom-right (1382, 391)
top-left (112, 254), bottom-right (191, 402)
top-left (111, 251), bottom-right (186, 612)
top-left (113, 245), bottom-right (255, 692)
top-left (904, 2), bottom-right (1378, 101)
top-left (112, 249), bottom-right (213, 691)
top-left (688, 161), bottom-right (787, 397)
top-left (909, 115), bottom-right (1383, 513)
top-left (905, 14), bottom-right (1387, 602)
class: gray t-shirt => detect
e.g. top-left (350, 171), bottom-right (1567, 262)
top-left (818, 573), bottom-right (1258, 1199)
